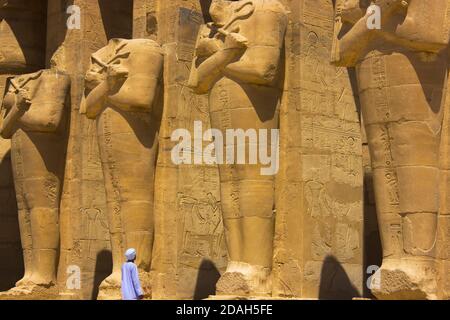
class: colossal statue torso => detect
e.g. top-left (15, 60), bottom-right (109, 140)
top-left (0, 69), bottom-right (70, 293)
top-left (189, 0), bottom-right (288, 296)
top-left (83, 38), bottom-right (163, 299)
top-left (332, 0), bottom-right (450, 299)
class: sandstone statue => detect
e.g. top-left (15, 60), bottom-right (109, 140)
top-left (332, 0), bottom-right (450, 299)
top-left (0, 66), bottom-right (70, 293)
top-left (82, 38), bottom-right (163, 299)
top-left (188, 0), bottom-right (288, 296)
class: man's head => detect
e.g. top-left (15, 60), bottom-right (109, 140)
top-left (125, 248), bottom-right (137, 262)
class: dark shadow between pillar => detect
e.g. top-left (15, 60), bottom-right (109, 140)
top-left (92, 249), bottom-right (113, 300)
top-left (193, 259), bottom-right (221, 300)
top-left (318, 255), bottom-right (361, 300)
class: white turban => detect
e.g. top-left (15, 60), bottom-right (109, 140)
top-left (125, 248), bottom-right (136, 261)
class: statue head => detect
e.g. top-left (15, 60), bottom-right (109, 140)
top-left (210, 0), bottom-right (234, 27)
top-left (210, 0), bottom-right (258, 29)
top-left (341, 0), bottom-right (359, 10)
top-left (336, 0), bottom-right (369, 23)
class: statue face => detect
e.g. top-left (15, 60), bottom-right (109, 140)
top-left (341, 0), bottom-right (359, 11)
top-left (210, 0), bottom-right (234, 27)
top-left (339, 0), bottom-right (366, 23)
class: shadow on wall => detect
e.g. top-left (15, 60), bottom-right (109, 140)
top-left (363, 171), bottom-right (382, 299)
top-left (193, 259), bottom-right (221, 300)
top-left (318, 256), bottom-right (360, 300)
top-left (92, 249), bottom-right (113, 300)
top-left (0, 150), bottom-right (23, 291)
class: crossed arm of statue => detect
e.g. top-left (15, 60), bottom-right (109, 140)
top-left (0, 88), bottom-right (31, 139)
top-left (332, 0), bottom-right (409, 66)
top-left (332, 0), bottom-right (450, 67)
top-left (0, 71), bottom-right (70, 138)
top-left (84, 64), bottom-right (129, 119)
top-left (188, 26), bottom-right (249, 94)
top-left (83, 51), bottom-right (130, 119)
top-left (188, 13), bottom-right (286, 93)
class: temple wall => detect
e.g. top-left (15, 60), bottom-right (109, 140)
top-left (273, 0), bottom-right (363, 299)
top-left (9, 0), bottom-right (441, 300)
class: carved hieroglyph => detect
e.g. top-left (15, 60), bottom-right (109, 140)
top-left (0, 67), bottom-right (70, 295)
top-left (332, 0), bottom-right (450, 299)
top-left (4, 0), bottom-right (450, 300)
top-left (189, 0), bottom-right (288, 296)
top-left (82, 38), bottom-right (163, 299)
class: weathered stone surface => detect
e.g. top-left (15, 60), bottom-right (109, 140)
top-left (189, 0), bottom-right (288, 297)
top-left (1, 0), bottom-right (449, 301)
top-left (0, 68), bottom-right (70, 299)
top-left (332, 0), bottom-right (450, 300)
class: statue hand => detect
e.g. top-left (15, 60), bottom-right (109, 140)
top-left (16, 89), bottom-right (31, 112)
top-left (196, 38), bottom-right (221, 58)
top-left (223, 32), bottom-right (248, 50)
top-left (85, 70), bottom-right (103, 90)
top-left (106, 64), bottom-right (128, 92)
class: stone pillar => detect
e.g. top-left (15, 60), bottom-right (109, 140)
top-left (47, 0), bottom-right (132, 300)
top-left (436, 62), bottom-right (450, 300)
top-left (273, 0), bottom-right (364, 299)
top-left (134, 0), bottom-right (227, 299)
top-left (0, 0), bottom-right (47, 293)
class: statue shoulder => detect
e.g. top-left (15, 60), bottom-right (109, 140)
top-left (39, 70), bottom-right (71, 85)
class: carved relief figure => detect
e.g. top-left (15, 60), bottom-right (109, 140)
top-left (82, 39), bottom-right (163, 298)
top-left (332, 0), bottom-right (450, 299)
top-left (189, 0), bottom-right (288, 296)
top-left (0, 58), bottom-right (70, 293)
